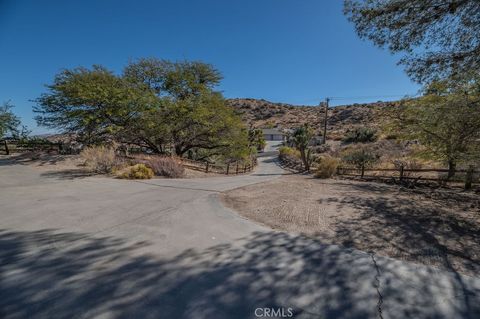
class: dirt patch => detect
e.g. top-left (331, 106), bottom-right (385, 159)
top-left (221, 174), bottom-right (480, 276)
top-left (183, 168), bottom-right (222, 178)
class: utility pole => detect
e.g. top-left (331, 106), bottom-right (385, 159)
top-left (322, 97), bottom-right (329, 144)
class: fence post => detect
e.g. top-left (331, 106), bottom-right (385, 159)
top-left (236, 162), bottom-right (239, 174)
top-left (361, 163), bottom-right (365, 178)
top-left (205, 162), bottom-right (209, 173)
top-left (243, 164), bottom-right (246, 173)
top-left (399, 164), bottom-right (404, 182)
top-left (465, 165), bottom-right (474, 190)
top-left (226, 163), bottom-right (230, 175)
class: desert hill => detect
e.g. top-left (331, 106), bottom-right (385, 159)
top-left (227, 98), bottom-right (397, 140)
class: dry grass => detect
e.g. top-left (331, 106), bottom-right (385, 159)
top-left (313, 156), bottom-right (339, 178)
top-left (143, 156), bottom-right (184, 178)
top-left (80, 145), bottom-right (120, 174)
top-left (221, 174), bottom-right (480, 276)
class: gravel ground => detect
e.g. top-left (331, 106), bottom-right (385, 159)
top-left (221, 174), bottom-right (480, 276)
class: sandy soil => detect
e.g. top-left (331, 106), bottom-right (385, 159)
top-left (183, 168), bottom-right (223, 178)
top-left (221, 174), bottom-right (480, 276)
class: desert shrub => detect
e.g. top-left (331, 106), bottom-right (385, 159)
top-left (342, 148), bottom-right (379, 169)
top-left (279, 146), bottom-right (300, 160)
top-left (144, 156), bottom-right (184, 178)
top-left (383, 133), bottom-right (398, 140)
top-left (312, 144), bottom-right (331, 154)
top-left (314, 156), bottom-right (340, 178)
top-left (120, 164), bottom-right (153, 179)
top-left (279, 146), bottom-right (303, 170)
top-left (343, 127), bottom-right (377, 143)
top-left (80, 145), bottom-right (119, 173)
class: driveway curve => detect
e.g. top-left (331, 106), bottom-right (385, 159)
top-left (0, 155), bottom-right (479, 319)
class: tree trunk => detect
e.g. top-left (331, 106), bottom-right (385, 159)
top-left (300, 148), bottom-right (309, 171)
top-left (174, 145), bottom-right (183, 157)
top-left (447, 160), bottom-right (456, 179)
top-left (465, 165), bottom-right (474, 190)
top-left (4, 140), bottom-right (9, 155)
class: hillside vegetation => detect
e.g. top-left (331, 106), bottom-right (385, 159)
top-left (228, 98), bottom-right (395, 140)
top-left (228, 98), bottom-right (463, 174)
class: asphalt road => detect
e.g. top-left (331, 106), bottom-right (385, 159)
top-left (1, 155), bottom-right (479, 319)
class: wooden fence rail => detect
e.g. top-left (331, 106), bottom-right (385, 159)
top-left (180, 157), bottom-right (257, 175)
top-left (337, 165), bottom-right (478, 190)
top-left (1, 140), bottom-right (62, 155)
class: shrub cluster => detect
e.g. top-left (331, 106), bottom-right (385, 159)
top-left (343, 127), bottom-right (377, 143)
top-left (279, 146), bottom-right (300, 160)
top-left (120, 164), bottom-right (154, 179)
top-left (342, 148), bottom-right (379, 168)
top-left (144, 156), bottom-right (184, 178)
top-left (80, 145), bottom-right (120, 173)
top-left (314, 156), bottom-right (340, 179)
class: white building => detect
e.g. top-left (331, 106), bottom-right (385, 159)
top-left (262, 128), bottom-right (285, 141)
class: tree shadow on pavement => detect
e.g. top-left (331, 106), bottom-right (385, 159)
top-left (321, 183), bottom-right (480, 276)
top-left (0, 229), bottom-right (479, 319)
top-left (39, 169), bottom-right (96, 180)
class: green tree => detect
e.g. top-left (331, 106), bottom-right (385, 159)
top-left (162, 93), bottom-right (247, 157)
top-left (388, 78), bottom-right (480, 177)
top-left (35, 59), bottom-right (249, 160)
top-left (34, 65), bottom-right (158, 144)
top-left (292, 125), bottom-right (314, 171)
top-left (344, 0), bottom-right (480, 82)
top-left (0, 101), bottom-right (20, 138)
top-left (124, 58), bottom-right (248, 158)
top-left (124, 58), bottom-right (222, 99)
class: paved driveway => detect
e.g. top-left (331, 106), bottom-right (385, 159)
top-left (0, 156), bottom-right (479, 319)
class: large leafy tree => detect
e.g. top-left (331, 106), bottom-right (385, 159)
top-left (34, 65), bottom-right (159, 144)
top-left (123, 58), bottom-right (247, 158)
top-left (344, 0), bottom-right (480, 82)
top-left (35, 59), bottom-right (249, 160)
top-left (161, 93), bottom-right (247, 157)
top-left (123, 58), bottom-right (222, 99)
top-left (0, 101), bottom-right (20, 139)
top-left (388, 77), bottom-right (480, 177)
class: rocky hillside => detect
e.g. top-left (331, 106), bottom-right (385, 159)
top-left (227, 98), bottom-right (397, 140)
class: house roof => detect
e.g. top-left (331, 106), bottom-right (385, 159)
top-left (261, 128), bottom-right (285, 135)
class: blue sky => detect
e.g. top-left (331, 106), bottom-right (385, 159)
top-left (0, 0), bottom-right (420, 134)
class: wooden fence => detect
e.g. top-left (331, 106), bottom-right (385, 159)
top-left (180, 157), bottom-right (257, 175)
top-left (0, 140), bottom-right (62, 155)
top-left (337, 165), bottom-right (479, 190)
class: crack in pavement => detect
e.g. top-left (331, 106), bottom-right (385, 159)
top-left (371, 253), bottom-right (384, 319)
